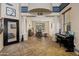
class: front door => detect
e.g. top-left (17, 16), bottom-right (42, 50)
top-left (4, 18), bottom-right (19, 46)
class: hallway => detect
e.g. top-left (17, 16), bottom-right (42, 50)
top-left (0, 36), bottom-right (76, 56)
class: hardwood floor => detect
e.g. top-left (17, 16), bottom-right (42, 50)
top-left (0, 36), bottom-right (76, 56)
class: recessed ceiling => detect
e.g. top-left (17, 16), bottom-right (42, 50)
top-left (29, 8), bottom-right (51, 12)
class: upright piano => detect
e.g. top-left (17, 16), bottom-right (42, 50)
top-left (55, 33), bottom-right (75, 52)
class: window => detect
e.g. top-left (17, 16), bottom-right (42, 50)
top-left (21, 6), bottom-right (28, 13)
top-left (36, 23), bottom-right (45, 32)
top-left (62, 8), bottom-right (71, 32)
top-left (53, 6), bottom-right (60, 12)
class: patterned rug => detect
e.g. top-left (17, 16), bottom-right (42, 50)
top-left (0, 37), bottom-right (77, 56)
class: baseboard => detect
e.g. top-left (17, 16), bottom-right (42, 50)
top-left (74, 48), bottom-right (79, 55)
top-left (0, 46), bottom-right (3, 51)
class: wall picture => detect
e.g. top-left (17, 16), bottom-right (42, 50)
top-left (8, 22), bottom-right (17, 42)
top-left (6, 7), bottom-right (16, 17)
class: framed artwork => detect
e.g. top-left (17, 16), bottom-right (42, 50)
top-left (6, 7), bottom-right (16, 17)
top-left (7, 22), bottom-right (17, 42)
top-left (10, 23), bottom-right (16, 29)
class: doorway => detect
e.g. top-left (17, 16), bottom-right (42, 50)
top-left (4, 18), bottom-right (19, 46)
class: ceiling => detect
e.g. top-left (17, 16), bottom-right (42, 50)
top-left (52, 3), bottom-right (61, 6)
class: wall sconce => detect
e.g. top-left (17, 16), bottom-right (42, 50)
top-left (51, 23), bottom-right (52, 28)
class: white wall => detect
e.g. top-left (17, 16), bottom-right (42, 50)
top-left (71, 4), bottom-right (79, 52)
top-left (0, 19), bottom-right (4, 51)
top-left (0, 3), bottom-right (20, 51)
top-left (0, 32), bottom-right (3, 51)
top-left (1, 3), bottom-right (20, 19)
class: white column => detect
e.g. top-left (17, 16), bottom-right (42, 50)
top-left (52, 17), bottom-right (56, 41)
top-left (54, 16), bottom-right (60, 34)
top-left (23, 16), bottom-right (28, 40)
top-left (52, 16), bottom-right (60, 41)
top-left (20, 16), bottom-right (28, 41)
